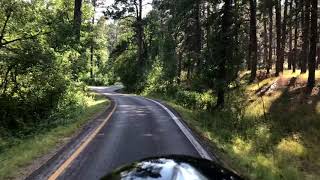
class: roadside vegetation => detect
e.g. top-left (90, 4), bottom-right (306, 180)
top-left (144, 70), bottom-right (320, 180)
top-left (2, 0), bottom-right (320, 179)
top-left (0, 92), bottom-right (109, 179)
top-left (0, 1), bottom-right (111, 179)
top-left (104, 1), bottom-right (320, 179)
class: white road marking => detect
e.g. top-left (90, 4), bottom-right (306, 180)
top-left (146, 98), bottom-right (213, 160)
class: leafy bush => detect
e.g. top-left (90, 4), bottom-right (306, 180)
top-left (0, 44), bottom-right (89, 139)
top-left (113, 50), bottom-right (146, 92)
top-left (143, 60), bottom-right (216, 110)
top-left (174, 90), bottom-right (216, 110)
top-left (47, 83), bottom-right (90, 127)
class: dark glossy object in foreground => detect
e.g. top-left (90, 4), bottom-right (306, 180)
top-left (102, 155), bottom-right (243, 180)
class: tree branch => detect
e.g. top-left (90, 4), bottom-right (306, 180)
top-left (0, 31), bottom-right (51, 48)
top-left (133, 0), bottom-right (139, 19)
top-left (0, 10), bottom-right (13, 42)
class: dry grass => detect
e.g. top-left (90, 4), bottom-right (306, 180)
top-left (148, 70), bottom-right (320, 180)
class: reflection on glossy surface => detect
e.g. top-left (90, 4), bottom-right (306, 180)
top-left (101, 155), bottom-right (243, 180)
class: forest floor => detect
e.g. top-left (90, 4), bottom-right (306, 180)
top-left (0, 93), bottom-right (109, 180)
top-left (146, 70), bottom-right (320, 180)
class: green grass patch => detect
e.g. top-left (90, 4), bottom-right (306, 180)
top-left (145, 70), bottom-right (320, 180)
top-left (0, 92), bottom-right (109, 179)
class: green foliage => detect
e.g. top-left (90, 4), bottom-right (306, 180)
top-left (143, 61), bottom-right (216, 110)
top-left (0, 93), bottom-right (109, 179)
top-left (0, 0), bottom-right (104, 141)
top-left (146, 71), bottom-right (320, 179)
top-left (80, 18), bottom-right (111, 85)
top-left (174, 90), bottom-right (216, 110)
top-left (113, 49), bottom-right (145, 92)
top-left (107, 18), bottom-right (147, 92)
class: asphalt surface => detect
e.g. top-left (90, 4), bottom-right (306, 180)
top-left (29, 86), bottom-right (206, 180)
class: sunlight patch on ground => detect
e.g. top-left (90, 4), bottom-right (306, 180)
top-left (232, 137), bottom-right (252, 156)
top-left (277, 136), bottom-right (306, 157)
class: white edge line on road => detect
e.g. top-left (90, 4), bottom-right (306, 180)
top-left (146, 98), bottom-right (212, 161)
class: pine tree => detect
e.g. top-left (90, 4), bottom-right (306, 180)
top-left (307, 0), bottom-right (317, 87)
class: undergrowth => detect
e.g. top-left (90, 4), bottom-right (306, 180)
top-left (144, 70), bottom-right (320, 180)
top-left (0, 92), bottom-right (109, 179)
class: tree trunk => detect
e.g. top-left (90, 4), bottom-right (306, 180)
top-left (263, 16), bottom-right (268, 70)
top-left (249, 0), bottom-right (258, 82)
top-left (73, 0), bottom-right (82, 41)
top-left (301, 0), bottom-right (310, 73)
top-left (307, 0), bottom-right (317, 88)
top-left (288, 0), bottom-right (293, 70)
top-left (275, 0), bottom-right (282, 76)
top-left (216, 0), bottom-right (232, 108)
top-left (279, 0), bottom-right (288, 73)
top-left (90, 0), bottom-right (96, 79)
top-left (137, 0), bottom-right (144, 65)
top-left (267, 1), bottom-right (273, 74)
top-left (195, 0), bottom-right (202, 73)
top-left (293, 0), bottom-right (299, 73)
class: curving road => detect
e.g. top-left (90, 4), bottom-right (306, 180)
top-left (27, 86), bottom-right (212, 180)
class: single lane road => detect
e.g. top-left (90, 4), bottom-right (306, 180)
top-left (28, 86), bottom-right (212, 180)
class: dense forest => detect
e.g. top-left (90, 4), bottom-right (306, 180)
top-left (106, 0), bottom-right (319, 104)
top-left (0, 0), bottom-right (320, 179)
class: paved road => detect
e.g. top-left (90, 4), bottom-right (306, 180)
top-left (29, 86), bottom-right (210, 180)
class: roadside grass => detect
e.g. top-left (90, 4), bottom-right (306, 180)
top-left (145, 70), bottom-right (320, 180)
top-left (0, 92), bottom-right (109, 179)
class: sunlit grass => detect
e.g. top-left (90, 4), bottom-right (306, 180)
top-left (277, 137), bottom-right (306, 157)
top-left (0, 93), bottom-right (109, 179)
top-left (146, 70), bottom-right (320, 179)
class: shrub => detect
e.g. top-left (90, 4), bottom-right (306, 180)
top-left (174, 90), bottom-right (216, 110)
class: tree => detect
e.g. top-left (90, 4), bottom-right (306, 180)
top-left (90, 0), bottom-right (97, 78)
top-left (279, 0), bottom-right (289, 73)
top-left (106, 0), bottom-right (145, 65)
top-left (194, 0), bottom-right (202, 74)
top-left (307, 0), bottom-right (317, 88)
top-left (260, 1), bottom-right (268, 73)
top-left (216, 0), bottom-right (233, 107)
top-left (275, 0), bottom-right (282, 76)
top-left (301, 0), bottom-right (310, 73)
top-left (288, 0), bottom-right (293, 70)
top-left (74, 0), bottom-right (83, 41)
top-left (0, 0), bottom-right (96, 135)
top-left (249, 0), bottom-right (258, 81)
top-left (267, 0), bottom-right (273, 74)
top-left (292, 0), bottom-right (300, 73)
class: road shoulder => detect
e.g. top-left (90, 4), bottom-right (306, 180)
top-left (24, 94), bottom-right (114, 180)
top-left (143, 96), bottom-right (242, 176)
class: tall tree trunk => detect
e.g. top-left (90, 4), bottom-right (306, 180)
top-left (275, 0), bottom-right (282, 76)
top-left (74, 0), bottom-right (82, 41)
top-left (216, 0), bottom-right (232, 108)
top-left (263, 15), bottom-right (268, 71)
top-left (293, 0), bottom-right (299, 73)
top-left (267, 1), bottom-right (273, 74)
top-left (288, 0), bottom-right (293, 70)
top-left (249, 0), bottom-right (258, 81)
top-left (90, 0), bottom-right (96, 79)
top-left (137, 0), bottom-right (144, 65)
top-left (301, 0), bottom-right (310, 73)
top-left (307, 0), bottom-right (317, 87)
top-left (280, 0), bottom-right (289, 73)
top-left (195, 0), bottom-right (202, 73)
